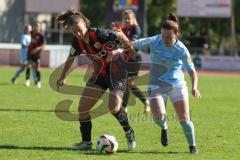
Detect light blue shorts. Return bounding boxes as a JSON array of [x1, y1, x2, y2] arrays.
[[148, 82, 189, 104], [20, 49, 28, 64]]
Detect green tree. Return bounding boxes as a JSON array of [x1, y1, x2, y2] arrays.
[[147, 0, 176, 36], [81, 0, 107, 28]]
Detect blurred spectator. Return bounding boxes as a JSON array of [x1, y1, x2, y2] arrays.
[[201, 43, 210, 56]]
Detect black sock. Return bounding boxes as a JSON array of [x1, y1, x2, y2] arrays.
[[26, 68, 30, 80], [122, 88, 130, 108], [36, 71, 41, 82], [131, 85, 147, 105], [80, 118, 92, 142], [112, 107, 131, 132]]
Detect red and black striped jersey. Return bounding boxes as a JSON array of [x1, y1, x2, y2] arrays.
[[28, 32, 45, 58], [69, 28, 125, 77], [122, 25, 141, 62]]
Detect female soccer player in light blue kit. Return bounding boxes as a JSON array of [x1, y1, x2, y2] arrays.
[[12, 25, 33, 84], [12, 24, 36, 85], [133, 13, 201, 154]]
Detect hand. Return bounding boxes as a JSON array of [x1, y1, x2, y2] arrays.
[[57, 78, 64, 90], [192, 88, 201, 99], [31, 48, 38, 54], [106, 48, 124, 62]]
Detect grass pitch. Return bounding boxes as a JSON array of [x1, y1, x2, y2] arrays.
[[0, 67, 240, 160]]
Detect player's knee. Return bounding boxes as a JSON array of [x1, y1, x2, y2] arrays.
[[153, 114, 166, 122], [36, 68, 41, 72], [79, 116, 91, 122], [128, 80, 134, 86], [108, 99, 121, 114], [177, 112, 190, 123], [78, 108, 90, 121], [109, 107, 119, 115]]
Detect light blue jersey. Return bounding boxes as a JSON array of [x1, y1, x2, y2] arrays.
[[135, 35, 195, 87], [20, 34, 31, 62]]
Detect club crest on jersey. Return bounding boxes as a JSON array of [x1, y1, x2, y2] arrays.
[[94, 42, 102, 49], [117, 81, 123, 87]]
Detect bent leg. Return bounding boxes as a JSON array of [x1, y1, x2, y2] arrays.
[[109, 90, 131, 132], [150, 96, 168, 129], [173, 100, 196, 147], [79, 86, 105, 142]]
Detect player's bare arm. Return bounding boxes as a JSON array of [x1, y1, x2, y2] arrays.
[[57, 56, 75, 89], [188, 70, 201, 99], [115, 30, 136, 60]]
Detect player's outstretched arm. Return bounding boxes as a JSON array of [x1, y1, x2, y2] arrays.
[[115, 30, 136, 60], [57, 56, 75, 89]]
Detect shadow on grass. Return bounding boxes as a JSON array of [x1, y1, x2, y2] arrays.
[[0, 108, 68, 113], [84, 149, 184, 155], [0, 82, 12, 86], [0, 145, 74, 151], [0, 145, 187, 155]]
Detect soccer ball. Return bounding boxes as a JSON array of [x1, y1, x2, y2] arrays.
[[96, 134, 118, 154]]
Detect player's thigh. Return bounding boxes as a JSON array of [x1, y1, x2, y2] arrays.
[[170, 84, 190, 122], [79, 86, 105, 117], [108, 90, 124, 114]]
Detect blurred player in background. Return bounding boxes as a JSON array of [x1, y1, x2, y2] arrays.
[[25, 21, 46, 88], [56, 8, 136, 151], [12, 24, 33, 84], [113, 10, 150, 115], [132, 13, 201, 154]]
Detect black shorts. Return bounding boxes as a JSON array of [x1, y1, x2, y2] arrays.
[[86, 75, 127, 92], [87, 61, 128, 92], [28, 55, 40, 64]]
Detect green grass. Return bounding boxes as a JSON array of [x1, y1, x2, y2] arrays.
[[0, 67, 240, 160]]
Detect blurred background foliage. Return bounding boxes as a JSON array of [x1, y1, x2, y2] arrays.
[[82, 0, 239, 55]]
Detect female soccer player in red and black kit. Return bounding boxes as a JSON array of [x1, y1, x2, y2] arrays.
[[26, 21, 45, 88], [121, 10, 150, 114], [56, 9, 136, 150]]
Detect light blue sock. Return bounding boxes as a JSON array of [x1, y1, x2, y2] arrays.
[[13, 68, 23, 79], [180, 120, 196, 146], [153, 115, 168, 129]]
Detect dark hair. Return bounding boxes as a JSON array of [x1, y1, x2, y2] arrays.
[[161, 13, 179, 35], [167, 13, 179, 24], [56, 8, 90, 28]]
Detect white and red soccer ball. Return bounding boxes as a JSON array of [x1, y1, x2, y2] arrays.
[[96, 134, 118, 154]]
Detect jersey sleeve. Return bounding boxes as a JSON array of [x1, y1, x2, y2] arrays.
[[131, 26, 141, 40], [181, 47, 195, 72], [21, 35, 30, 46], [96, 28, 117, 43], [69, 38, 82, 57], [39, 34, 46, 45], [134, 36, 154, 50]]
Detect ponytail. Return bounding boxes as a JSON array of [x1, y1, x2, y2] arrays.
[[162, 13, 179, 35], [56, 8, 90, 28]]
